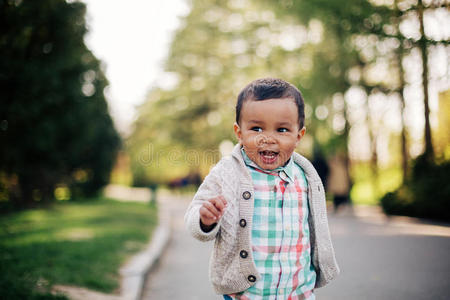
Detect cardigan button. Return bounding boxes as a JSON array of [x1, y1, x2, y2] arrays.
[[248, 275, 256, 282], [240, 250, 248, 259], [239, 219, 247, 227], [242, 191, 251, 200]]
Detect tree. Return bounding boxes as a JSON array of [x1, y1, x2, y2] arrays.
[[265, 0, 448, 172], [128, 0, 345, 185], [259, 0, 392, 194], [391, 0, 448, 165], [0, 0, 120, 206]]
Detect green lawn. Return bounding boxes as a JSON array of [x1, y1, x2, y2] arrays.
[[0, 198, 157, 299]]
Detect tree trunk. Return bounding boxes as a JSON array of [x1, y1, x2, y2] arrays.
[[399, 88, 409, 179], [394, 0, 410, 180], [417, 0, 434, 161], [365, 90, 379, 194], [342, 99, 353, 203], [17, 174, 34, 207]]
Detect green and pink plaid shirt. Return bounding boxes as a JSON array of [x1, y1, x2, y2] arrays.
[[226, 150, 316, 300]]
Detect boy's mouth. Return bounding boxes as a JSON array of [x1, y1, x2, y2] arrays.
[[259, 150, 279, 165]]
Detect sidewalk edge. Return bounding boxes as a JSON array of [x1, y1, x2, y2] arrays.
[[119, 208, 171, 300]]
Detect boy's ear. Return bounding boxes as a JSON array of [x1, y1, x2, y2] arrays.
[[296, 127, 306, 143], [233, 123, 242, 143]]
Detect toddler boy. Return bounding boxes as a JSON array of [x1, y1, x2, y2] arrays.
[[185, 78, 339, 299]]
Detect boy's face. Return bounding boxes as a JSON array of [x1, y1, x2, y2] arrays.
[[234, 98, 305, 170]]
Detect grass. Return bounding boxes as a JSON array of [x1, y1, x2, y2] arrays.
[[350, 163, 403, 205], [0, 198, 157, 299]]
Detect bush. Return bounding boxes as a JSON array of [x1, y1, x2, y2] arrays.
[[380, 156, 450, 221]]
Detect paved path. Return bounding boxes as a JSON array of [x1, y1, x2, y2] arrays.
[[141, 195, 220, 300], [316, 207, 450, 299], [142, 198, 450, 300]]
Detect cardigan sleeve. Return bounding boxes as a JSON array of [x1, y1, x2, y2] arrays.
[[184, 158, 228, 242]]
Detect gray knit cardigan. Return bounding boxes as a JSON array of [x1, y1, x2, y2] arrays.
[[184, 144, 339, 295]]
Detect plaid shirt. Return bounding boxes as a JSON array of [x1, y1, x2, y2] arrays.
[[226, 150, 316, 300]]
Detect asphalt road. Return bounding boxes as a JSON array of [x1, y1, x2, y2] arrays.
[[141, 197, 450, 300]]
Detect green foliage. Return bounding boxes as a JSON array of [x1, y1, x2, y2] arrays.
[[127, 0, 400, 186], [128, 0, 354, 184], [0, 198, 157, 298], [381, 156, 450, 221], [128, 0, 446, 192], [0, 0, 121, 205], [351, 163, 403, 205]]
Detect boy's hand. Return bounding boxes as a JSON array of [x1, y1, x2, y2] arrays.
[[199, 195, 227, 226]]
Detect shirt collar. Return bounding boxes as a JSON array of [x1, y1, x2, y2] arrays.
[[241, 148, 295, 181]]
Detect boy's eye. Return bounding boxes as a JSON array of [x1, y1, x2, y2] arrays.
[[250, 127, 262, 132], [278, 128, 289, 133]]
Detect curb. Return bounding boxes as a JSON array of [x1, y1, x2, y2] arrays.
[[120, 208, 171, 300]]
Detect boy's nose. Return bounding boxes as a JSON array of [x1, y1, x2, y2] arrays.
[[256, 133, 276, 145]]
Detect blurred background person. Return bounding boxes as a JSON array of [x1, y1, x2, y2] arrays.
[[328, 152, 351, 213]]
